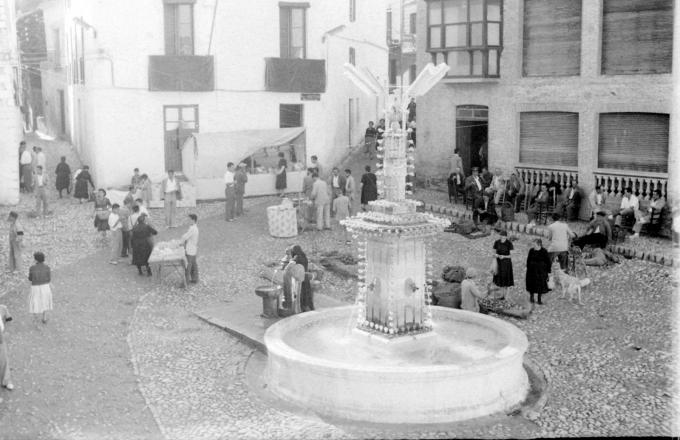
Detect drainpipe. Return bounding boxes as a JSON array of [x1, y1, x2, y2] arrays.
[[670, 2, 680, 246]]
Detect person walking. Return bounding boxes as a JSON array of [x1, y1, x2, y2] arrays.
[[7, 212, 23, 273], [234, 163, 248, 217], [73, 165, 94, 203], [131, 214, 157, 276], [33, 165, 49, 217], [55, 156, 71, 198], [108, 204, 123, 265], [28, 252, 53, 324], [19, 144, 33, 193], [492, 230, 514, 300], [526, 238, 552, 305], [118, 202, 131, 259], [161, 170, 182, 228], [310, 172, 331, 231], [344, 169, 356, 216], [181, 214, 199, 284], [329, 167, 346, 206], [360, 165, 378, 211], [224, 162, 236, 222], [546, 213, 576, 271], [93, 189, 112, 241], [275, 152, 287, 197], [0, 304, 13, 391]]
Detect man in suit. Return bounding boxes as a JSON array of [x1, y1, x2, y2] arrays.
[[464, 167, 485, 214], [561, 183, 581, 221], [310, 172, 331, 231], [527, 183, 550, 225], [329, 167, 347, 207], [344, 169, 356, 216], [473, 193, 498, 227]]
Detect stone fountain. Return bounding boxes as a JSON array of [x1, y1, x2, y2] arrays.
[[263, 64, 529, 424]]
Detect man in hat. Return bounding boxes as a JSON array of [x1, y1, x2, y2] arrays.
[[234, 163, 248, 217], [464, 167, 485, 223]]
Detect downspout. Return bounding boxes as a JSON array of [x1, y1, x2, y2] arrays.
[[207, 0, 219, 54]]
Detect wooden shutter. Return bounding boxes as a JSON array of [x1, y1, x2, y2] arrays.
[[598, 113, 669, 173], [523, 0, 582, 76], [164, 4, 176, 55], [280, 8, 290, 58], [520, 112, 578, 166], [602, 0, 673, 75], [280, 104, 303, 128]]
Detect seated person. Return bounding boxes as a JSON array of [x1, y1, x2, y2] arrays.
[[504, 172, 523, 206], [613, 187, 639, 227], [526, 184, 550, 224], [447, 167, 465, 203], [631, 189, 665, 239], [588, 185, 607, 219], [573, 211, 612, 249], [480, 167, 493, 189], [562, 183, 581, 221], [484, 168, 504, 201], [473, 193, 498, 226], [460, 268, 488, 313], [583, 246, 620, 266]]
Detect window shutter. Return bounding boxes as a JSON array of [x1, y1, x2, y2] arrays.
[[520, 112, 578, 166], [280, 9, 290, 58], [164, 4, 176, 55], [523, 0, 581, 76], [602, 0, 673, 75], [598, 113, 669, 173]]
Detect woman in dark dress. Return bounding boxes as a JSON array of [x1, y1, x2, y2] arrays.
[[131, 214, 157, 276], [55, 156, 71, 198], [275, 152, 287, 197], [526, 238, 552, 305], [360, 165, 378, 210], [291, 245, 314, 312], [74, 165, 95, 203], [492, 230, 514, 299]]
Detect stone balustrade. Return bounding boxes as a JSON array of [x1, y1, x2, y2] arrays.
[[593, 171, 668, 201], [515, 166, 579, 192]]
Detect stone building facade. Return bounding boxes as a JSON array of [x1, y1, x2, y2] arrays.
[[415, 0, 673, 219]]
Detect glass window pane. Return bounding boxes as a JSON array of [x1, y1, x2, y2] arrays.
[[292, 8, 304, 27], [487, 22, 500, 46], [436, 52, 446, 65], [181, 107, 195, 121], [291, 27, 303, 46], [449, 51, 470, 75], [469, 0, 483, 21], [444, 0, 467, 23], [165, 107, 179, 121], [445, 24, 467, 47], [487, 0, 501, 21], [165, 121, 179, 131], [180, 120, 196, 130], [429, 27, 442, 48], [472, 50, 483, 75], [291, 47, 304, 59], [488, 49, 498, 75], [470, 23, 482, 46], [429, 1, 441, 25]]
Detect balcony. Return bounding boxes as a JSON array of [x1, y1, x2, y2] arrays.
[[264, 58, 326, 93], [148, 55, 214, 92]]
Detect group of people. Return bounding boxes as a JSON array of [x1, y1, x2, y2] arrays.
[[363, 98, 417, 159]]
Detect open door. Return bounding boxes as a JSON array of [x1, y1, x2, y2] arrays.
[[455, 105, 488, 175]]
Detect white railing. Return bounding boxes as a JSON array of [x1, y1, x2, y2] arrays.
[[515, 166, 579, 193], [593, 171, 668, 201]]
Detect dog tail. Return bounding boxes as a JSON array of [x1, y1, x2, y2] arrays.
[[579, 278, 591, 288]]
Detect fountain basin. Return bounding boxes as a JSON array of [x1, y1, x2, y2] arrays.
[[264, 306, 529, 424]]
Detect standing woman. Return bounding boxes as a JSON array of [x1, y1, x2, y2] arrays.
[[139, 174, 153, 206], [525, 238, 552, 305], [55, 156, 71, 198], [131, 214, 157, 276], [7, 211, 23, 273], [93, 189, 112, 241], [275, 152, 287, 197], [74, 165, 95, 203], [28, 252, 53, 324], [492, 230, 514, 300], [360, 165, 378, 211], [0, 304, 13, 390], [291, 245, 314, 312]]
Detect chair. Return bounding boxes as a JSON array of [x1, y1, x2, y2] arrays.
[[537, 189, 558, 225], [464, 189, 475, 211]]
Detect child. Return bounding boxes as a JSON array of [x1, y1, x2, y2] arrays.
[[332, 190, 351, 244], [28, 252, 53, 324], [460, 268, 487, 313]]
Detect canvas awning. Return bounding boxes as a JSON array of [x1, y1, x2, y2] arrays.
[[182, 127, 306, 180]]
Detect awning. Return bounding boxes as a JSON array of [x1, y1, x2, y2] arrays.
[[182, 127, 306, 180]]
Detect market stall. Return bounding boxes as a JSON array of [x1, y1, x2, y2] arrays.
[[148, 240, 187, 288], [181, 127, 307, 200]]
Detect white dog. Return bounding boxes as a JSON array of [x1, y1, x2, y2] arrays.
[[552, 265, 590, 305]]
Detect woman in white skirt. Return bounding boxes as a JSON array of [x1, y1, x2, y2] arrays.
[[28, 252, 53, 324]]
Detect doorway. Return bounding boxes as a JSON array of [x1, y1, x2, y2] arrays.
[[455, 105, 488, 175], [164, 105, 198, 172]]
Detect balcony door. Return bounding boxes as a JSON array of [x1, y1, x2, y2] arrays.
[[164, 105, 198, 172]]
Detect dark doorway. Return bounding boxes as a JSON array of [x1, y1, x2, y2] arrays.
[[455, 105, 488, 175], [164, 105, 198, 172]]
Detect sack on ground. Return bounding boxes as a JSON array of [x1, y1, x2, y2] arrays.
[[431, 281, 461, 309], [441, 265, 466, 283]]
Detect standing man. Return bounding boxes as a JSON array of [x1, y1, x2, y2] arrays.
[[108, 204, 123, 265], [18, 141, 26, 192], [224, 162, 236, 222], [546, 213, 576, 270], [344, 169, 356, 216], [33, 166, 49, 217], [310, 155, 323, 180], [181, 214, 199, 284], [130, 168, 142, 189], [35, 147, 46, 172], [310, 172, 331, 231], [161, 170, 182, 228], [234, 163, 248, 217], [464, 167, 485, 223], [7, 211, 23, 272], [20, 144, 33, 193], [329, 167, 346, 206]]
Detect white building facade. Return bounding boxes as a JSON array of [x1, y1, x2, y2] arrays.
[[37, 0, 387, 192], [387, 0, 418, 88]]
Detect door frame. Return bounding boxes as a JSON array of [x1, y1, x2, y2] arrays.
[[163, 104, 199, 172]]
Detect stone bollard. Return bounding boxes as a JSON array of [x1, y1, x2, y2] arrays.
[[255, 285, 282, 319]]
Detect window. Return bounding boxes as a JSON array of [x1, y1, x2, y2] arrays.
[[601, 0, 672, 75], [349, 47, 356, 65], [409, 13, 417, 34], [409, 64, 417, 84], [350, 0, 356, 22], [598, 113, 669, 173], [523, 0, 581, 76], [280, 5, 307, 59], [164, 2, 194, 55], [426, 0, 502, 77], [519, 112, 578, 166], [387, 9, 393, 43], [280, 104, 304, 128]]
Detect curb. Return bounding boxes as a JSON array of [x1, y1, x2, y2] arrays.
[[427, 202, 673, 267]]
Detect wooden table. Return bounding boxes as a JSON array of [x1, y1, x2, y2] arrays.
[[148, 245, 187, 288]]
